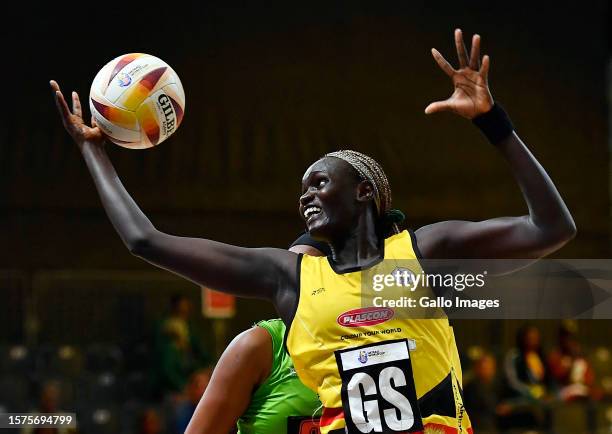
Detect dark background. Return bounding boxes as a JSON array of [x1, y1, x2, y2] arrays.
[[0, 0, 609, 371], [0, 2, 610, 434]]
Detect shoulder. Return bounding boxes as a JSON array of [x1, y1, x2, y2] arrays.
[[229, 326, 272, 357], [256, 318, 286, 336], [414, 221, 473, 259], [257, 248, 303, 297], [223, 325, 273, 385], [383, 230, 422, 260], [255, 247, 301, 274]]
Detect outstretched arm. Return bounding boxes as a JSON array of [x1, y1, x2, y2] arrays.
[[185, 326, 272, 434], [50, 81, 296, 302], [416, 30, 576, 262]]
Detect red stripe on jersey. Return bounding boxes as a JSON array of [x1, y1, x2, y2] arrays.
[[320, 407, 344, 427]]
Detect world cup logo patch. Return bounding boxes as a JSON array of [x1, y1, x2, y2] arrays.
[[358, 350, 368, 364]]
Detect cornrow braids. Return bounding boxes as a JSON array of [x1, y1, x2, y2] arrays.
[[325, 149, 402, 234]]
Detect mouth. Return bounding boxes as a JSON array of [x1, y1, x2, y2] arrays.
[[303, 206, 322, 222]]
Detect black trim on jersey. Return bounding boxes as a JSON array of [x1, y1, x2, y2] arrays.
[[326, 229, 424, 274], [455, 369, 466, 403], [325, 233, 386, 275], [283, 253, 303, 356], [409, 226, 439, 296], [409, 227, 456, 324], [417, 372, 456, 418], [408, 226, 431, 276], [408, 228, 424, 259]]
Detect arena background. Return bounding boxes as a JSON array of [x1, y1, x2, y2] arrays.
[[0, 1, 610, 433]]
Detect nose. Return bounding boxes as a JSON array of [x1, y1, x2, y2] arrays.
[[299, 188, 314, 206]]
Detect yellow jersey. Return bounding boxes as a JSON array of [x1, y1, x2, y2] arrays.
[[286, 230, 472, 434]]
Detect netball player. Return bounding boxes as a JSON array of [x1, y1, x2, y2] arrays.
[[185, 235, 329, 434], [51, 29, 575, 434]]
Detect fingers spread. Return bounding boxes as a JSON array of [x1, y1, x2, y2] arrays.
[[424, 100, 451, 115], [454, 28, 469, 68], [72, 91, 83, 118], [480, 54, 490, 82], [54, 90, 71, 120], [50, 80, 71, 120], [49, 80, 61, 93], [469, 34, 481, 70], [431, 48, 455, 77]]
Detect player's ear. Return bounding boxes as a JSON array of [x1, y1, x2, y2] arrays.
[[356, 180, 375, 204]]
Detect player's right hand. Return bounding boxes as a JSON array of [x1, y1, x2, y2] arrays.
[[424, 29, 493, 119], [50, 80, 105, 150]]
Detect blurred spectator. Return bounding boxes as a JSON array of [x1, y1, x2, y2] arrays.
[[547, 322, 600, 434], [547, 321, 599, 401], [21, 380, 76, 434], [497, 324, 550, 432], [464, 352, 501, 433], [138, 408, 163, 434], [151, 294, 211, 398], [504, 324, 548, 400], [173, 367, 213, 434]]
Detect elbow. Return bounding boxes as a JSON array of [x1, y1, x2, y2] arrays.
[[126, 231, 156, 257], [555, 215, 577, 245], [535, 217, 577, 256], [564, 219, 578, 242]]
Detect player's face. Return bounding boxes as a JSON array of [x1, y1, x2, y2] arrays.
[[299, 157, 360, 242]]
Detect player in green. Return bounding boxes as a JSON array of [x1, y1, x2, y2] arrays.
[[185, 234, 329, 434]]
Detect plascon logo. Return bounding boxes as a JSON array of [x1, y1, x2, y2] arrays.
[[337, 307, 394, 327]]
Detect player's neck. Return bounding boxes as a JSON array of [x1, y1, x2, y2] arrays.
[[329, 211, 382, 271]]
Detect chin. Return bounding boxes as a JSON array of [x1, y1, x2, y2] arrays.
[[307, 218, 335, 243], [307, 223, 328, 242]]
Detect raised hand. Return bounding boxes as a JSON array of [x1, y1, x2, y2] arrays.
[[50, 80, 105, 149], [425, 29, 493, 119]]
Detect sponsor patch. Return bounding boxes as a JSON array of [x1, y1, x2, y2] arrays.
[[337, 307, 394, 328]]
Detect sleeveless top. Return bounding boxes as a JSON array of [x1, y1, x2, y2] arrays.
[[286, 230, 472, 434], [237, 319, 322, 434]]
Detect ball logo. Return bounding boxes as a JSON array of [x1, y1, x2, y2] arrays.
[[117, 73, 132, 87], [337, 307, 394, 328], [358, 350, 368, 364], [157, 94, 176, 136]]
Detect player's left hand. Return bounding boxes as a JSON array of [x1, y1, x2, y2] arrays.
[[425, 29, 494, 119]]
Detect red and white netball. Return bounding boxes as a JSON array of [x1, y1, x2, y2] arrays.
[[89, 53, 185, 149]]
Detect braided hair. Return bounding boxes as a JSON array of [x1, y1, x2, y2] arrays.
[[324, 150, 405, 236]]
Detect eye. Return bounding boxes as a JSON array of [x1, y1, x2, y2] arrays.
[[316, 177, 328, 189], [302, 173, 328, 193]]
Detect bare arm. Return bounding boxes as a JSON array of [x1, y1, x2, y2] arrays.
[[416, 131, 576, 259], [50, 81, 296, 302], [417, 30, 576, 262], [185, 327, 272, 434]]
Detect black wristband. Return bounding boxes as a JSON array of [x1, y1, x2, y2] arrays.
[[472, 102, 514, 145]]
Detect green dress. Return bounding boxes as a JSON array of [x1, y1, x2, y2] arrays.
[[237, 319, 322, 434]]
